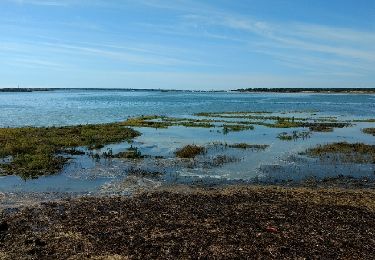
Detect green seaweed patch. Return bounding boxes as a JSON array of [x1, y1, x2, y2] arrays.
[[280, 110, 320, 114], [363, 128, 375, 136], [121, 116, 171, 128], [195, 111, 272, 116], [268, 119, 302, 128], [228, 143, 269, 150], [123, 114, 350, 132], [303, 122, 350, 128], [255, 120, 348, 129], [180, 122, 214, 128], [195, 111, 351, 129], [114, 146, 143, 159], [305, 142, 375, 164], [175, 145, 206, 158], [309, 125, 334, 132], [223, 124, 254, 134], [122, 116, 216, 129], [277, 131, 311, 141], [353, 119, 375, 123], [0, 124, 140, 178], [196, 112, 307, 122]]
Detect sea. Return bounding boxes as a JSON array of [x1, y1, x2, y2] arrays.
[[0, 89, 374, 196]]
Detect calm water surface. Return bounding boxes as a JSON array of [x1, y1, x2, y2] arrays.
[[1, 90, 374, 127]]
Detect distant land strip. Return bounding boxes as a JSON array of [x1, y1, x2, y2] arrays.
[[234, 88, 375, 93], [0, 87, 375, 93], [0, 88, 219, 93]]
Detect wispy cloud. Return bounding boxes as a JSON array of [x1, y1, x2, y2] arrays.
[[167, 8, 374, 79], [128, 0, 375, 76], [0, 39, 211, 68]]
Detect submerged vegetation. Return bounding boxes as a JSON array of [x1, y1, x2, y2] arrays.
[[121, 115, 171, 128], [305, 142, 375, 164], [0, 110, 372, 179], [228, 143, 269, 150], [222, 124, 254, 134], [309, 125, 334, 132], [353, 119, 375, 123], [277, 131, 311, 141], [121, 112, 351, 136], [0, 124, 140, 178], [363, 128, 375, 136], [194, 112, 350, 129], [175, 145, 206, 158], [114, 146, 143, 159]]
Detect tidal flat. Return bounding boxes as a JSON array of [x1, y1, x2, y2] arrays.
[[0, 101, 374, 196], [0, 90, 374, 259]]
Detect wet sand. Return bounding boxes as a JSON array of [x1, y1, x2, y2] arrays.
[[1, 185, 375, 259]]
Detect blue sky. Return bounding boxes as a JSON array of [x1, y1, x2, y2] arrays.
[[1, 0, 374, 90]]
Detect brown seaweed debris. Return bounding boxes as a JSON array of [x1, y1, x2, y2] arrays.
[[114, 146, 143, 159], [175, 145, 206, 158], [1, 186, 375, 259], [222, 124, 254, 134], [309, 125, 334, 132], [363, 128, 375, 136], [277, 131, 311, 141], [305, 142, 375, 163], [228, 143, 269, 150]]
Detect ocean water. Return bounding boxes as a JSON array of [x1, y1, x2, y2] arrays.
[[0, 90, 374, 195], [0, 90, 374, 127]]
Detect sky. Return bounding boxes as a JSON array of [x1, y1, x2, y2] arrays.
[[0, 0, 374, 90]]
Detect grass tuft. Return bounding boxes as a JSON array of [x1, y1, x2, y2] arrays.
[[175, 145, 206, 158]]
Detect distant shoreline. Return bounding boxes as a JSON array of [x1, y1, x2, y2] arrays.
[[0, 87, 375, 93], [233, 87, 375, 94]]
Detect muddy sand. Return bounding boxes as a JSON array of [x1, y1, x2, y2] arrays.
[[1, 185, 375, 259]]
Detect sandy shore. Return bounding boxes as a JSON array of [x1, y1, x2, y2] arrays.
[[1, 185, 375, 259]]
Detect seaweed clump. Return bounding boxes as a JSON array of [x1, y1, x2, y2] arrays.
[[114, 146, 143, 159], [121, 115, 171, 128], [277, 131, 311, 141], [0, 124, 140, 178], [228, 143, 269, 150], [223, 124, 254, 134], [363, 128, 375, 136], [175, 145, 206, 158], [305, 142, 375, 164], [309, 125, 334, 132]]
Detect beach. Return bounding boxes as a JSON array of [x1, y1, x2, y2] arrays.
[[1, 185, 375, 259]]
